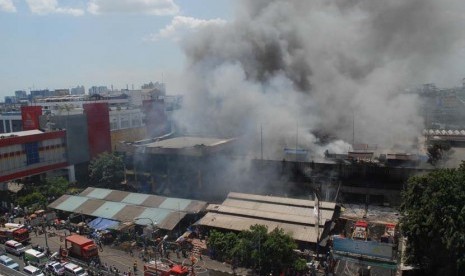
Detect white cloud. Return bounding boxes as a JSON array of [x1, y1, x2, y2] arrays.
[[147, 16, 227, 41], [26, 0, 84, 16], [0, 0, 16, 13], [87, 0, 179, 16]]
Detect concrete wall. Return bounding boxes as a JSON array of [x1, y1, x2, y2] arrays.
[[110, 127, 146, 151], [40, 114, 90, 165]]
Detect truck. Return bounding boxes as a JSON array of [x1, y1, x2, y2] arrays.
[[64, 235, 99, 261], [0, 223, 30, 243]]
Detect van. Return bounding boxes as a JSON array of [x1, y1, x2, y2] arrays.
[[24, 249, 47, 267], [63, 262, 88, 276], [23, 265, 45, 276], [4, 240, 26, 255]]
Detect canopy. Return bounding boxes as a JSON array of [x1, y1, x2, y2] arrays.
[[88, 217, 119, 231]]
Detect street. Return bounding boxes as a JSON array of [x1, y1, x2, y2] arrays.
[[1, 225, 250, 275]]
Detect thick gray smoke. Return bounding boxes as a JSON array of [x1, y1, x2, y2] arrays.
[[174, 0, 464, 158]]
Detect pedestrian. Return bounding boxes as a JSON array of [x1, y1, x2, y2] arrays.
[[133, 260, 138, 273]]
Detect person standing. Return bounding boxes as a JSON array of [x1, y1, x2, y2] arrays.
[[133, 260, 138, 274]]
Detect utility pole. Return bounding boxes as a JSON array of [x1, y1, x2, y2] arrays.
[[260, 124, 263, 160], [352, 111, 355, 146], [295, 121, 299, 162]]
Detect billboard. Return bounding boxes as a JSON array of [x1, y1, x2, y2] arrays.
[[21, 106, 42, 130], [332, 235, 395, 261]]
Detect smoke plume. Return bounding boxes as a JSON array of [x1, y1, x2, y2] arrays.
[[174, 0, 464, 158]]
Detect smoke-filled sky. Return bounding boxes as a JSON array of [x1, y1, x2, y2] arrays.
[[174, 0, 465, 157]]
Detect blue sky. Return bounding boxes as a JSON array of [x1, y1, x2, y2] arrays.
[[0, 0, 233, 98]]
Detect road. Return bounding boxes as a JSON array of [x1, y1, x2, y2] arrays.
[[1, 227, 249, 275]]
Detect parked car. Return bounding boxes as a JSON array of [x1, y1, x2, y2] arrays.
[[46, 261, 65, 275], [0, 254, 20, 270], [23, 265, 45, 276], [63, 262, 88, 276]]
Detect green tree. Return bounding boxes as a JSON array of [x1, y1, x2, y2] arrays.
[[88, 152, 125, 189], [400, 165, 465, 275], [206, 230, 238, 261], [17, 192, 46, 209], [293, 258, 308, 273], [262, 227, 297, 274], [45, 177, 69, 198]]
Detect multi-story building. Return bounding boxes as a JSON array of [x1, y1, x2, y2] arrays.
[[4, 96, 17, 104], [0, 129, 68, 183], [15, 91, 27, 100], [0, 111, 22, 133], [30, 89, 51, 99], [88, 86, 108, 95], [70, 86, 85, 95]]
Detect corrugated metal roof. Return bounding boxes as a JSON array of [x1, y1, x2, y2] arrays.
[[79, 187, 207, 213], [227, 192, 336, 210], [123, 193, 150, 205], [75, 198, 106, 215], [91, 202, 126, 218], [136, 208, 186, 230], [222, 199, 334, 222], [141, 196, 166, 208], [207, 204, 330, 226], [198, 192, 338, 244], [159, 198, 191, 211], [112, 205, 146, 223], [84, 188, 112, 199], [48, 195, 70, 209], [197, 213, 323, 243], [103, 190, 128, 202], [48, 195, 188, 231], [55, 196, 88, 212]]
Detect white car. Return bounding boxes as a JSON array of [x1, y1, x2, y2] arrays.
[[23, 265, 45, 276], [47, 261, 65, 275], [63, 262, 88, 276], [0, 254, 20, 270]]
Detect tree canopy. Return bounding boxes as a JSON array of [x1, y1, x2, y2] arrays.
[[400, 164, 465, 275], [45, 177, 69, 198], [207, 224, 298, 275], [88, 152, 125, 189]]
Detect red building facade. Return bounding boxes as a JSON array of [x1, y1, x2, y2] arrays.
[[0, 130, 68, 183], [83, 103, 112, 159]]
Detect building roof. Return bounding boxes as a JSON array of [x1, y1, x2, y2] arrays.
[[227, 192, 337, 210], [143, 137, 233, 149], [196, 192, 337, 243], [3, 129, 44, 137], [198, 212, 323, 243], [48, 188, 208, 230], [137, 136, 235, 156], [79, 187, 207, 213]]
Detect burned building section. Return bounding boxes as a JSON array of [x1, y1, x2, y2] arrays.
[[123, 137, 239, 201]]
